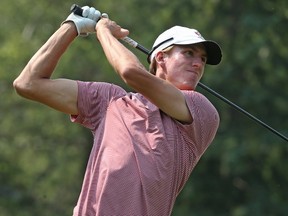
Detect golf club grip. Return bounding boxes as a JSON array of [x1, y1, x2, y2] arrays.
[[70, 4, 83, 16]]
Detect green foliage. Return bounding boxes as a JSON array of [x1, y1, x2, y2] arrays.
[[1, 0, 287, 215]]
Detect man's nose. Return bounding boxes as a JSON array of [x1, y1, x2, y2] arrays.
[[192, 57, 203, 67]]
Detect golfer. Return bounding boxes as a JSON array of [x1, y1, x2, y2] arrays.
[[14, 6, 222, 216]]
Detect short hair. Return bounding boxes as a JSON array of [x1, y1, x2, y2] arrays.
[[148, 45, 174, 75]]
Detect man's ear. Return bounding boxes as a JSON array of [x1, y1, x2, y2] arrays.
[[155, 51, 166, 65]]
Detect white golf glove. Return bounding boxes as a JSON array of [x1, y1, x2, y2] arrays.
[[62, 6, 101, 36]]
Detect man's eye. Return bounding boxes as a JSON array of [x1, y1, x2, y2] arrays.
[[184, 50, 193, 56]]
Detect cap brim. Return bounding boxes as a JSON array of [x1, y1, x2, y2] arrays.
[[201, 41, 222, 65]]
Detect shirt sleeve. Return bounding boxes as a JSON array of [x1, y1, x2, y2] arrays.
[[179, 90, 220, 156], [71, 81, 126, 130]]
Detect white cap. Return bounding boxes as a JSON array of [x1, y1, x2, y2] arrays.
[[147, 26, 222, 65]]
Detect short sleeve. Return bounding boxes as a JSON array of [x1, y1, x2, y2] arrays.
[[71, 81, 126, 130], [180, 90, 220, 155]]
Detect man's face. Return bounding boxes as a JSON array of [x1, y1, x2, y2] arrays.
[[159, 44, 207, 90]]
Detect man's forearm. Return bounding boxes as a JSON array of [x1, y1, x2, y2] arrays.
[[15, 22, 77, 86], [13, 23, 77, 99], [96, 25, 146, 80], [27, 23, 77, 79]]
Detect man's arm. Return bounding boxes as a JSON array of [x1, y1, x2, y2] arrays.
[[13, 23, 79, 115], [96, 19, 192, 123], [14, 6, 102, 115]]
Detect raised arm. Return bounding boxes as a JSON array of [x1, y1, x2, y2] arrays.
[[96, 18, 192, 123], [13, 6, 101, 115], [13, 23, 78, 114]]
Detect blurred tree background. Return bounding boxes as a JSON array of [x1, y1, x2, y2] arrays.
[[1, 0, 287, 215]]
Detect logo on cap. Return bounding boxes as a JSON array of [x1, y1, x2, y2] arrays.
[[194, 30, 204, 40]]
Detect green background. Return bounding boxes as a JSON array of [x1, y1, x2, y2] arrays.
[[1, 0, 288, 215]]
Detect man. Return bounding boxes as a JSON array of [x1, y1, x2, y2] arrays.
[[14, 6, 222, 216]]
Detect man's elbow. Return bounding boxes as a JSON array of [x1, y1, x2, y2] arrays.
[[120, 64, 146, 85], [119, 66, 134, 82], [13, 76, 34, 99]]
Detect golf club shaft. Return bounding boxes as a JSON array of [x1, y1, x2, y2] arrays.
[[197, 82, 288, 142], [121, 37, 150, 55], [70, 4, 288, 142]]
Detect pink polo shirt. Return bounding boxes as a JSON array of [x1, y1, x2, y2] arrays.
[[71, 81, 219, 216]]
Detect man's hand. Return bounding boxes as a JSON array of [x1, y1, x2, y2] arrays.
[[62, 6, 101, 36], [96, 18, 129, 40]]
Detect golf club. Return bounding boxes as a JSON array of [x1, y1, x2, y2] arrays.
[[70, 4, 288, 142]]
